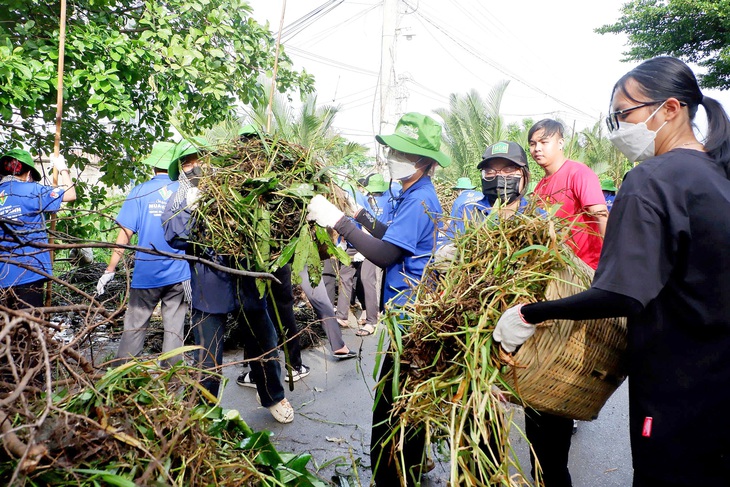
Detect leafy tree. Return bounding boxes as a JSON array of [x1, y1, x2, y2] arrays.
[[597, 0, 730, 89], [0, 0, 314, 204]]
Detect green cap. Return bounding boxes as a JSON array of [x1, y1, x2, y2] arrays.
[[601, 179, 618, 192], [0, 149, 41, 181], [365, 174, 389, 193], [168, 138, 209, 181], [239, 124, 258, 137], [141, 142, 176, 171], [452, 177, 475, 190], [375, 112, 451, 168]]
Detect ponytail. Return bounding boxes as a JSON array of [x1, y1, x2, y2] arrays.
[[700, 95, 730, 178]]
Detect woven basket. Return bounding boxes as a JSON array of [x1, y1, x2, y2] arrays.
[[503, 255, 628, 421]]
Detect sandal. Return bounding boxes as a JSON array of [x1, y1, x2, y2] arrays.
[[355, 324, 376, 337], [333, 350, 357, 360], [337, 318, 350, 328]]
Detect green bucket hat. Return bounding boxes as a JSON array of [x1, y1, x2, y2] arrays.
[[365, 174, 389, 193], [452, 177, 475, 190], [141, 142, 177, 171], [0, 149, 41, 181], [601, 179, 618, 192], [168, 138, 209, 181], [375, 112, 451, 168], [238, 124, 259, 137]]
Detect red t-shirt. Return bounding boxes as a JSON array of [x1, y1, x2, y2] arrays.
[[534, 159, 605, 269]]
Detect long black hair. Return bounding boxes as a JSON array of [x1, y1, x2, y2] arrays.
[[611, 56, 730, 177]]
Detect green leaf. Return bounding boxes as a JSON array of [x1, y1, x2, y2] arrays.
[[72, 469, 137, 487]]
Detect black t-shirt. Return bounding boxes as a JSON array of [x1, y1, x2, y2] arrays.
[[592, 149, 730, 483]]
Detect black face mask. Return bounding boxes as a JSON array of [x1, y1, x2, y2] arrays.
[[184, 165, 203, 187], [481, 175, 522, 206]]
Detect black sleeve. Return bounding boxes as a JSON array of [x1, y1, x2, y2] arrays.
[[353, 208, 388, 239], [333, 217, 404, 268], [521, 288, 643, 324]]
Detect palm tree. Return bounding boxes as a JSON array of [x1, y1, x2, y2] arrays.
[[579, 120, 632, 188], [243, 83, 370, 174], [435, 81, 510, 183]]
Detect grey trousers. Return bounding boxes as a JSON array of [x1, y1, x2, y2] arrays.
[[115, 283, 187, 366], [335, 249, 358, 321], [299, 269, 345, 352], [359, 258, 382, 326]]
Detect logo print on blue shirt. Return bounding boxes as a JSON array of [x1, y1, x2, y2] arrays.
[[159, 187, 173, 200]]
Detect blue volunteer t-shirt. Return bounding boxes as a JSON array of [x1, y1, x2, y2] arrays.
[[115, 175, 190, 289], [603, 191, 616, 212], [0, 181, 65, 287], [443, 196, 530, 241], [381, 176, 442, 307], [369, 185, 402, 225], [450, 189, 483, 218]]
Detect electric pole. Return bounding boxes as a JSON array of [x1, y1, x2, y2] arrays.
[[377, 0, 398, 146]]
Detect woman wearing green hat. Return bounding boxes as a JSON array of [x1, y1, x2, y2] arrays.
[[307, 112, 451, 485], [0, 149, 75, 308]]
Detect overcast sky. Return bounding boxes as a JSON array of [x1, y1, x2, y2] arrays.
[[245, 0, 730, 151]]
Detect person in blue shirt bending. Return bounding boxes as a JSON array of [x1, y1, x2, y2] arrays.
[[449, 176, 482, 219], [307, 112, 451, 486], [0, 149, 75, 309], [96, 142, 191, 367], [601, 178, 618, 212]]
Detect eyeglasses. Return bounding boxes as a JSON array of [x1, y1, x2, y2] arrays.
[[481, 165, 520, 180], [605, 101, 662, 132]]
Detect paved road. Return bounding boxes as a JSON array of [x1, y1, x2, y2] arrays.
[[220, 315, 633, 486]]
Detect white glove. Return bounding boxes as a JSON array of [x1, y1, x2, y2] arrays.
[[96, 271, 115, 295], [186, 187, 201, 210], [434, 243, 457, 264], [50, 154, 68, 172], [493, 304, 535, 353], [306, 194, 345, 228], [352, 252, 365, 262]]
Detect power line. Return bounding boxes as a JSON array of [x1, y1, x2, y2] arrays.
[[408, 5, 595, 119], [287, 46, 379, 77]]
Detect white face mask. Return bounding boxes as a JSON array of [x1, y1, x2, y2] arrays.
[[387, 150, 419, 181], [607, 102, 667, 162]]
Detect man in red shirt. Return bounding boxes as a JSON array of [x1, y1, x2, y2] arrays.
[[529, 119, 607, 270], [524, 119, 608, 487]]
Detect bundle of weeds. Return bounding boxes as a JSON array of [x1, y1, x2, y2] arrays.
[[382, 203, 583, 486], [2, 350, 326, 486], [190, 134, 348, 281]]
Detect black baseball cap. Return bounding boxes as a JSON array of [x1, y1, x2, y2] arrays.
[[477, 141, 527, 169]]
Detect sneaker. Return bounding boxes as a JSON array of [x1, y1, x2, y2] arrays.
[[268, 398, 294, 424], [286, 364, 310, 382], [236, 371, 256, 388]]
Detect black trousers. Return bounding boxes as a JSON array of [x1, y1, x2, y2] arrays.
[[371, 353, 426, 486], [268, 264, 302, 369], [525, 409, 573, 487], [1, 280, 46, 309]]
